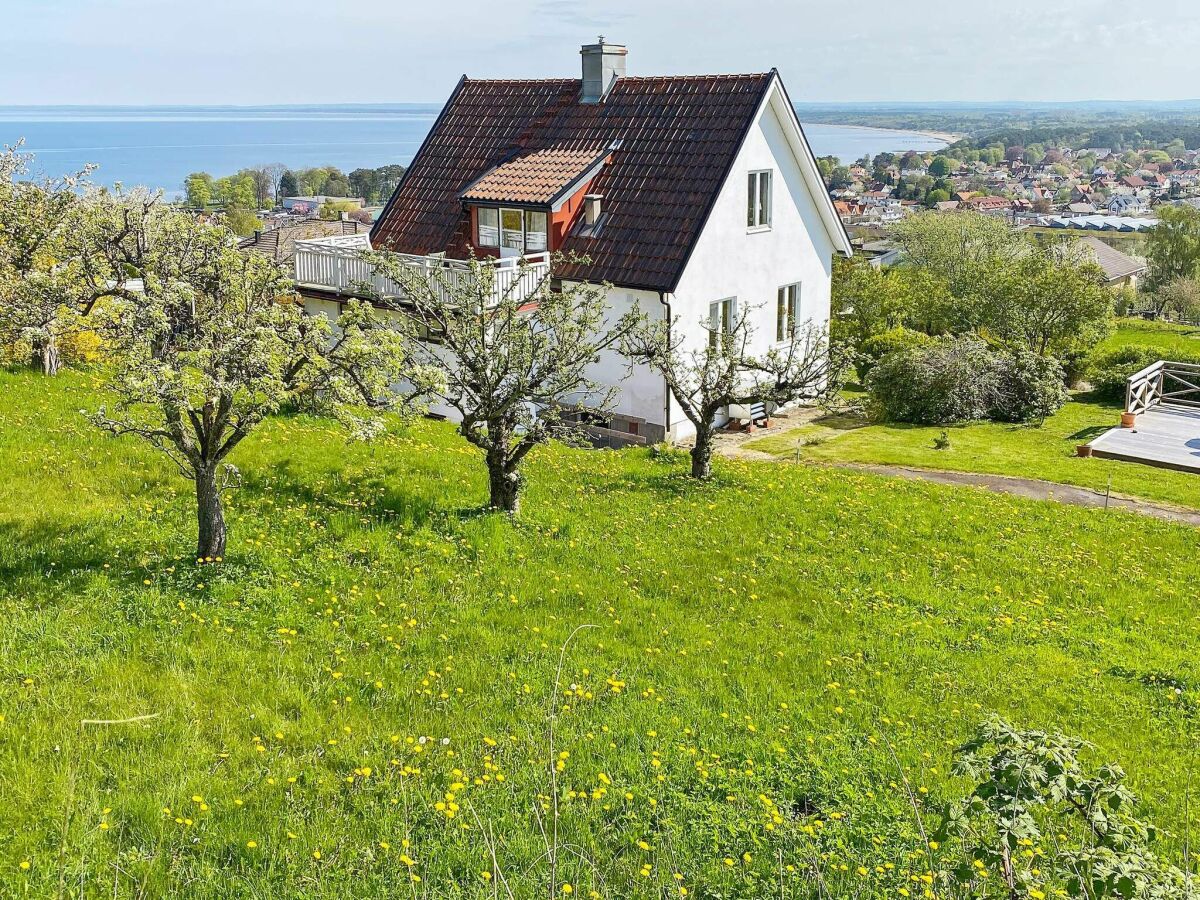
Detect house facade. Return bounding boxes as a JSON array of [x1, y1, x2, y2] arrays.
[[296, 40, 850, 443]]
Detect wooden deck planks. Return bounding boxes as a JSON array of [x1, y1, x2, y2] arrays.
[[1089, 404, 1200, 473]]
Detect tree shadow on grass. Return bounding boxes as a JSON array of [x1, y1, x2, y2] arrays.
[[237, 456, 488, 535], [1068, 425, 1111, 442], [0, 518, 140, 600], [811, 411, 868, 432]]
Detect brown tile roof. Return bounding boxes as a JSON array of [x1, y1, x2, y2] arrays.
[[460, 147, 609, 204], [239, 217, 369, 266], [1076, 235, 1147, 282], [371, 73, 776, 291]]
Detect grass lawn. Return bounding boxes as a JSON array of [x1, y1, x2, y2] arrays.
[[2, 370, 1199, 897], [747, 396, 1200, 510], [1098, 317, 1200, 357], [745, 318, 1200, 511]]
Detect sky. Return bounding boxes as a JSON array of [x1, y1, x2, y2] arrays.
[[4, 0, 1200, 105]]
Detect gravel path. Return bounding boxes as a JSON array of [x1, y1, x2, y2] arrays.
[[827, 462, 1200, 526], [709, 426, 1200, 526]]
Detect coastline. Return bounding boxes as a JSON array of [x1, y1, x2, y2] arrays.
[[915, 128, 966, 143], [806, 121, 963, 144]]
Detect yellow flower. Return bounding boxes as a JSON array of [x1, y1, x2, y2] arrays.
[[562, 885, 574, 895], [19, 861, 31, 871], [246, 841, 258, 849]]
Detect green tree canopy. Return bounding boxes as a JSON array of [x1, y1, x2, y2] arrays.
[[927, 156, 953, 177], [1145, 204, 1200, 290], [184, 172, 215, 209]]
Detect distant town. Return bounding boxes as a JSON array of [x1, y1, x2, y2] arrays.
[[824, 142, 1200, 232]]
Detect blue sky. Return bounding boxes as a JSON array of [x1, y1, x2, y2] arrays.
[[5, 0, 1199, 105]]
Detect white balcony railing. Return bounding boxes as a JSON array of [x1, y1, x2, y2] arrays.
[[1126, 360, 1200, 415], [294, 234, 550, 306]]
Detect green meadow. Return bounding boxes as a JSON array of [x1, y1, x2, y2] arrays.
[[1, 369, 1198, 898]]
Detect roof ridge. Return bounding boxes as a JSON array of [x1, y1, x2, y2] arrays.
[[460, 73, 773, 85]]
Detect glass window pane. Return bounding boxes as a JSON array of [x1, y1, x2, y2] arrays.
[[777, 287, 786, 342], [500, 208, 524, 250], [759, 172, 771, 226], [747, 173, 757, 227], [525, 210, 548, 251], [477, 207, 498, 246]]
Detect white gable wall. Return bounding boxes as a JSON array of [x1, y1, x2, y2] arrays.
[[666, 79, 840, 439]]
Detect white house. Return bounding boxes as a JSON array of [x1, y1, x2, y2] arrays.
[[294, 40, 851, 444]]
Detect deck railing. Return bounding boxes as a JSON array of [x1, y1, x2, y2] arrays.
[[294, 235, 550, 306], [1125, 360, 1200, 414]]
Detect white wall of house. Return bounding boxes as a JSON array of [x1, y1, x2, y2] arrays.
[[575, 286, 669, 440], [663, 80, 839, 440]]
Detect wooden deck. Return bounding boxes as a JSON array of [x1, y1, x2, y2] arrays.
[[1089, 404, 1200, 473]]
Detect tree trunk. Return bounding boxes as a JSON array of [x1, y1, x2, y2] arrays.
[[486, 450, 522, 514], [31, 334, 61, 376], [195, 467, 227, 560], [690, 428, 715, 480]]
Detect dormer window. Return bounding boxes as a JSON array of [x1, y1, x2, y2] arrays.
[[478, 207, 499, 246], [462, 146, 615, 255], [476, 207, 547, 253]]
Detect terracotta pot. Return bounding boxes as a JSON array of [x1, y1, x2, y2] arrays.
[[1120, 412, 1137, 428], [1076, 444, 1093, 458]]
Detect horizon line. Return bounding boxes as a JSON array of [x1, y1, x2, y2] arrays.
[[3, 98, 1200, 109]]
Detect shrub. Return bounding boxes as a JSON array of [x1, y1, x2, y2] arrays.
[[867, 336, 1068, 425], [866, 336, 1000, 424], [1082, 344, 1200, 401], [992, 350, 1068, 423], [855, 326, 930, 382], [1, 323, 105, 370], [1087, 345, 1157, 401]]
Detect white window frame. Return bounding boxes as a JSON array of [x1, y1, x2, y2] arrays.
[[500, 207, 525, 251], [478, 206, 549, 254], [477, 207, 499, 247], [708, 297, 736, 350], [747, 169, 772, 230], [776, 282, 801, 342], [525, 209, 548, 252]]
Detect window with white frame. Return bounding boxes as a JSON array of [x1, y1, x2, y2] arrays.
[[747, 170, 772, 229], [477, 206, 548, 253], [709, 297, 735, 350], [500, 208, 525, 250], [477, 207, 499, 246], [776, 283, 800, 342], [525, 210, 548, 251]]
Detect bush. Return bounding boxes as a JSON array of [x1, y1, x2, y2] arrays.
[[1082, 344, 1200, 402], [1085, 345, 1159, 401], [855, 326, 929, 382], [867, 336, 999, 424], [1, 325, 105, 371], [867, 335, 1068, 425], [992, 351, 1068, 423]]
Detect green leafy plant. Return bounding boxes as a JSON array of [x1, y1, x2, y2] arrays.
[[936, 717, 1188, 899]]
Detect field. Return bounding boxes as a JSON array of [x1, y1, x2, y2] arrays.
[[2, 370, 1199, 898]]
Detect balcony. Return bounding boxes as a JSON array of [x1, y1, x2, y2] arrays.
[[293, 234, 551, 306]]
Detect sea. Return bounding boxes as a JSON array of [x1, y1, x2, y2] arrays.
[[0, 105, 949, 198]]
